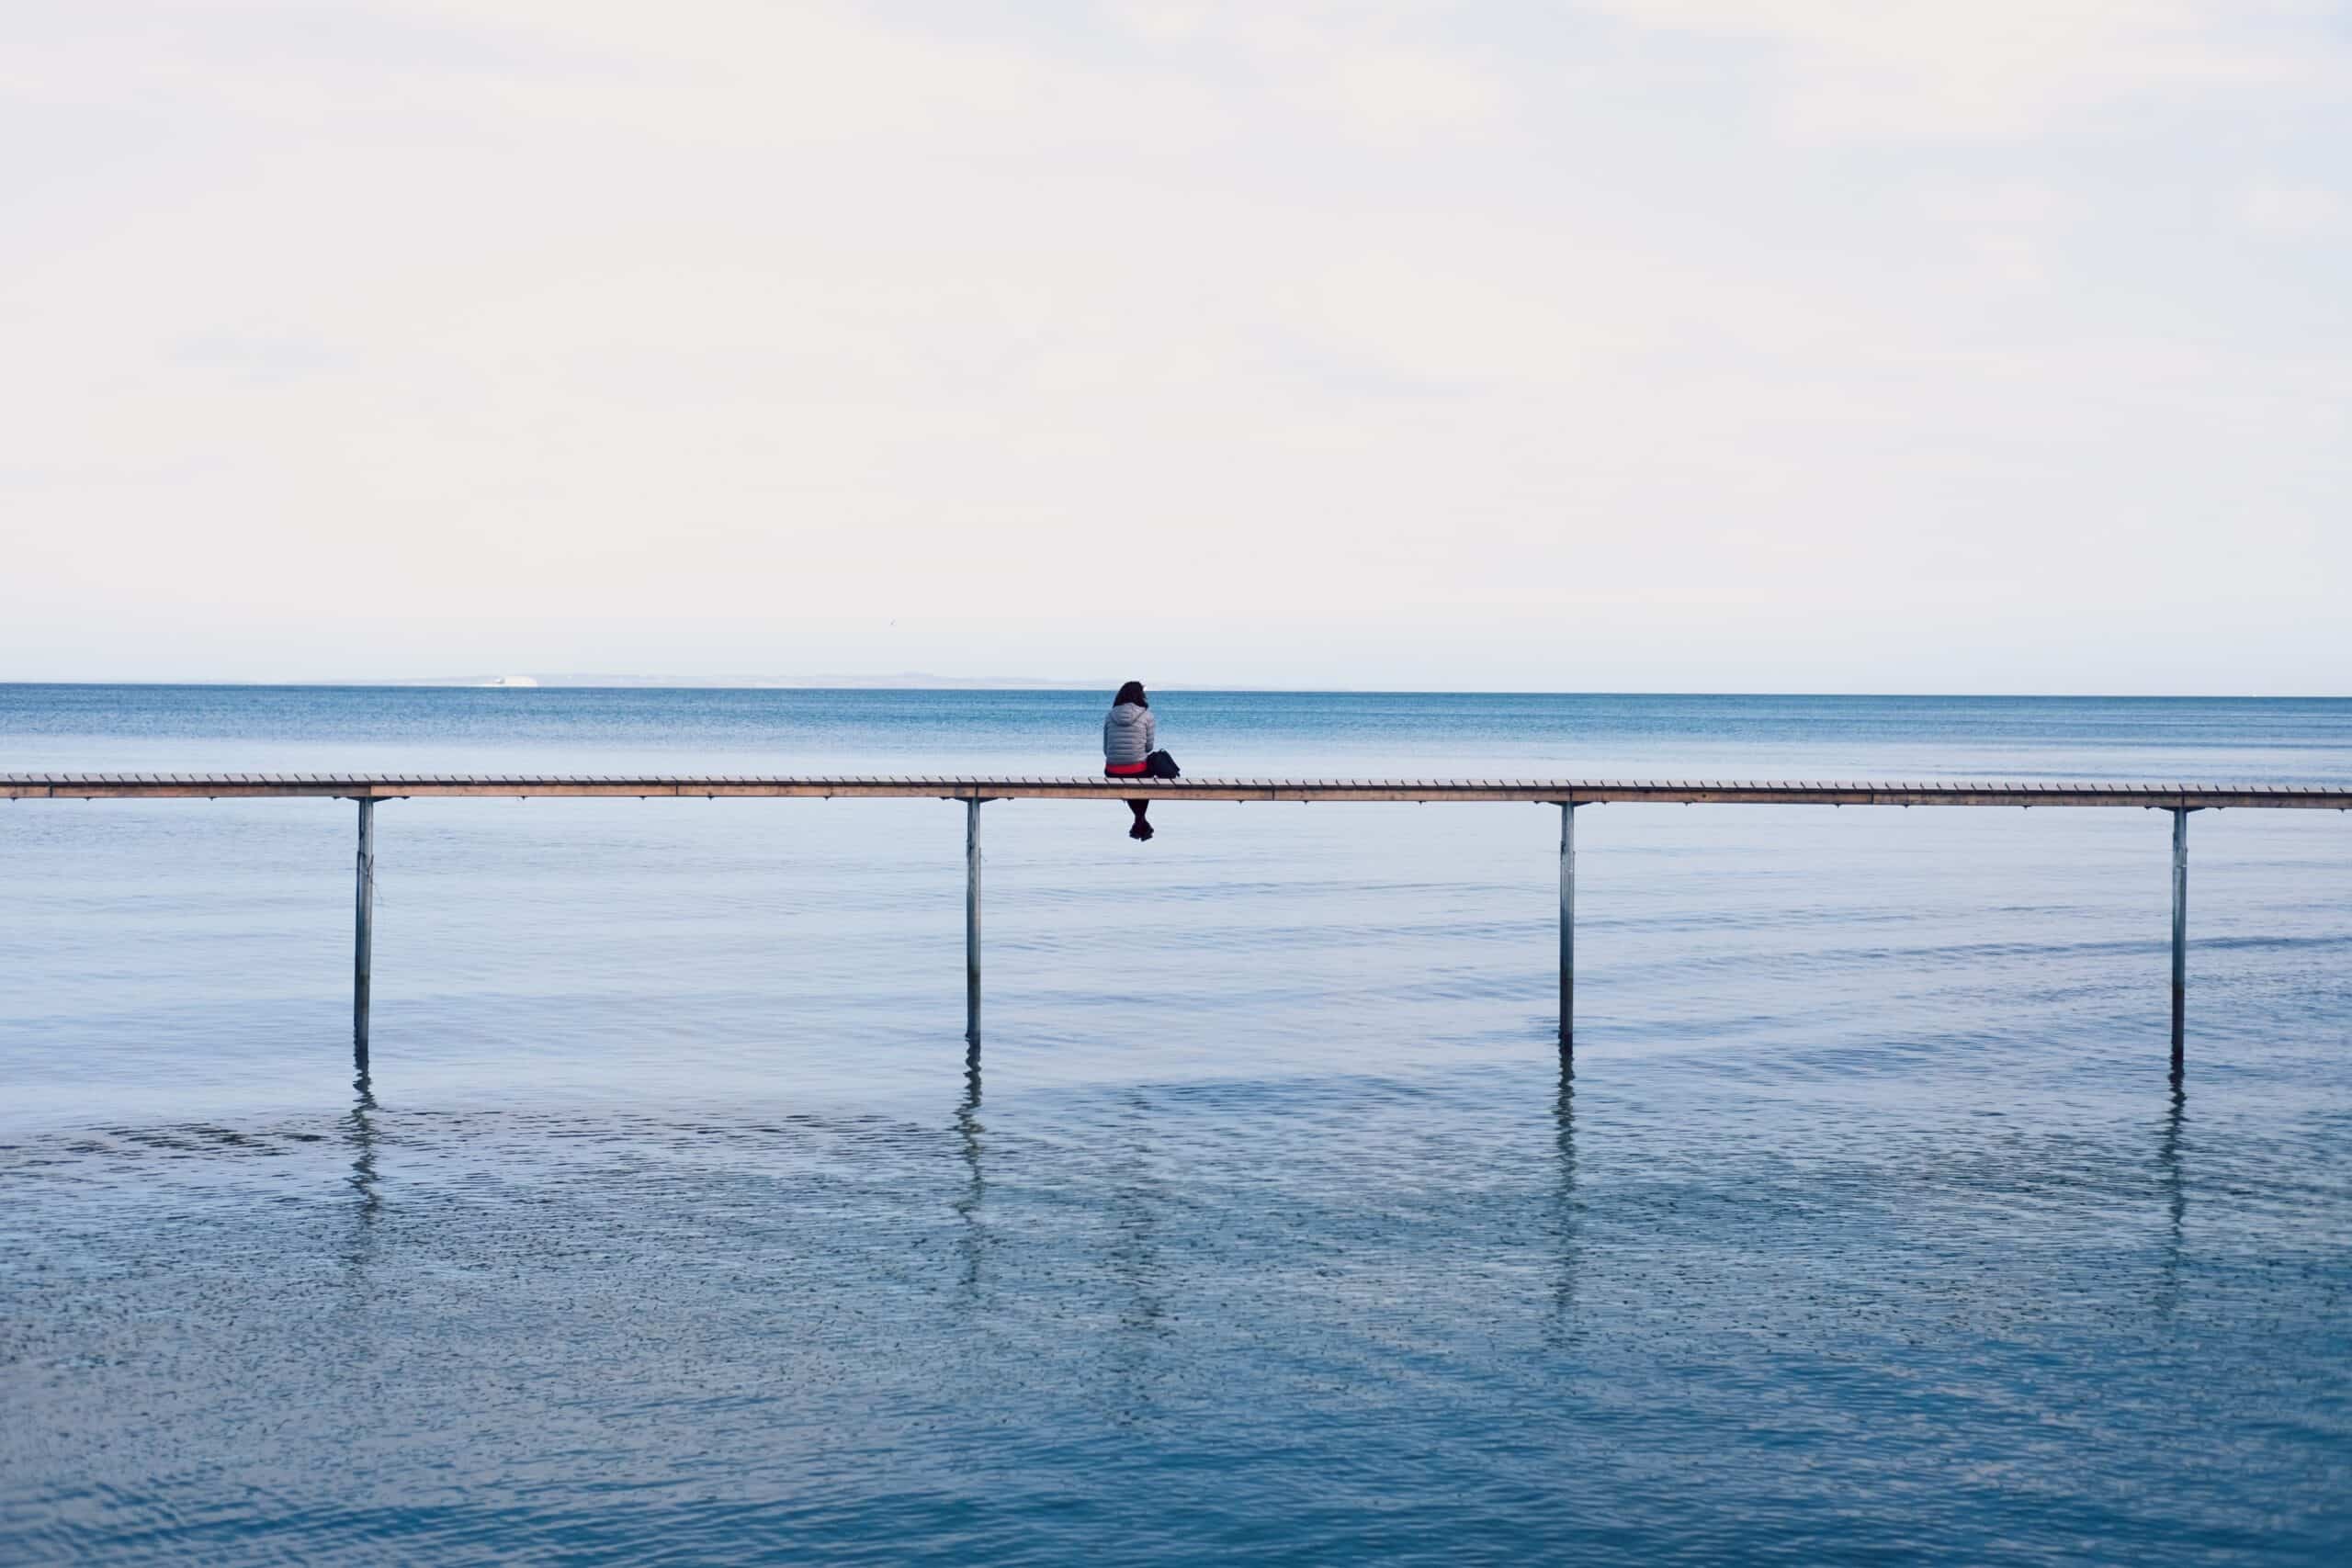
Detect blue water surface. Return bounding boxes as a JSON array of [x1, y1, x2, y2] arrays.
[[3, 686, 2348, 1564]]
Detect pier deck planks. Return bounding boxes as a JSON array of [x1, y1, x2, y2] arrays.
[[3, 774, 2346, 809]]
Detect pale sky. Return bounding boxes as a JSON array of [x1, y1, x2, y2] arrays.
[[4, 1, 2347, 692]]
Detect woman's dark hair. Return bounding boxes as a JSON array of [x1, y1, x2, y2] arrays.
[[1114, 681, 1148, 708]]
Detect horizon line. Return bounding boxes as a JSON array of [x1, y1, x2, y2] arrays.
[[1, 679, 2344, 702]]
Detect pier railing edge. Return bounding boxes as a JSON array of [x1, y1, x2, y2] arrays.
[[6, 774, 2350, 808]]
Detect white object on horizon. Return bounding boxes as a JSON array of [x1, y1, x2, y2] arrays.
[[481, 675, 539, 688]]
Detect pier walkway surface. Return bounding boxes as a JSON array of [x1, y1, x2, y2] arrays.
[[7, 773, 2351, 807], [9, 773, 2346, 1073]]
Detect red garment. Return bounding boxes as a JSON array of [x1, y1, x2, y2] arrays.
[[1104, 761, 1148, 777]]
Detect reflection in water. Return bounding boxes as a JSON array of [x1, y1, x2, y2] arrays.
[[1107, 1090, 1168, 1422], [2156, 1083, 2187, 1318], [340, 1067, 381, 1332], [346, 1067, 380, 1226], [955, 1043, 985, 1302], [348, 1026, 377, 1246], [1549, 1048, 1579, 1348]]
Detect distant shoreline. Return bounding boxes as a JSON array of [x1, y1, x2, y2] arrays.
[[0, 681, 2337, 701]]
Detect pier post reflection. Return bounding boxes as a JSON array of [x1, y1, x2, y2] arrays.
[[2156, 1082, 2187, 1318], [1107, 1089, 1169, 1423], [341, 1066, 381, 1318], [955, 1043, 986, 1302], [1548, 1047, 1580, 1347]]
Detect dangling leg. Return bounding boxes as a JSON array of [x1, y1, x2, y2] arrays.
[[1127, 799, 1153, 840]]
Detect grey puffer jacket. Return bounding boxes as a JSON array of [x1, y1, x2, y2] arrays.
[[1102, 702, 1156, 766]]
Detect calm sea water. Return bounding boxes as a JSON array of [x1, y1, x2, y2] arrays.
[[4, 686, 2349, 1565]]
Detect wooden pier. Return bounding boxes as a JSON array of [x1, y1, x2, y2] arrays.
[[10, 773, 2348, 1076]]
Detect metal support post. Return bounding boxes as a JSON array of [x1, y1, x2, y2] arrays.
[[1560, 802, 1576, 1050], [2170, 807, 2188, 1077], [355, 797, 376, 1056], [966, 797, 983, 1045]]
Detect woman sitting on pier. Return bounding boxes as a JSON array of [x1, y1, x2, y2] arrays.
[[1103, 681, 1162, 840]]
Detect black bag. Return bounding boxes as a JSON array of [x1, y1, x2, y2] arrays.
[[1144, 749, 1181, 779]]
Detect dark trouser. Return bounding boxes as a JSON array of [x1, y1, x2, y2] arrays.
[[1106, 765, 1149, 826]]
